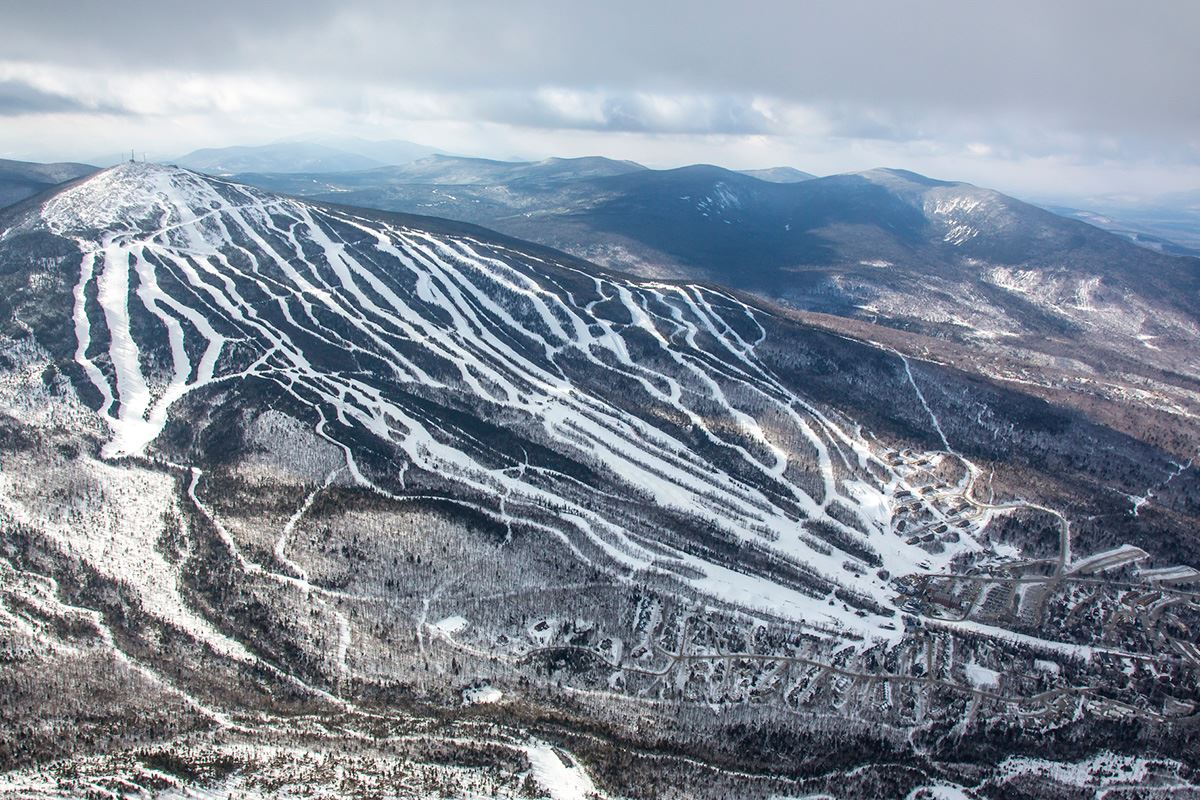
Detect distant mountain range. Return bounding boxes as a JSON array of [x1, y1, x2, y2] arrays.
[[171, 139, 441, 175], [0, 158, 97, 208], [0, 139, 447, 207], [238, 157, 1200, 373], [284, 135, 448, 166], [317, 153, 649, 185], [3, 152, 1198, 428], [737, 165, 817, 182], [1042, 193, 1200, 257]]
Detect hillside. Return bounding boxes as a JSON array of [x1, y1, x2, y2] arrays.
[[239, 161, 1200, 351], [0, 158, 98, 209], [0, 164, 1198, 797]]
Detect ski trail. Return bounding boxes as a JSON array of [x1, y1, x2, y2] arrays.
[[1131, 451, 1195, 516], [39, 163, 1050, 647], [334, 610, 351, 685], [898, 351, 953, 453], [275, 467, 343, 582]]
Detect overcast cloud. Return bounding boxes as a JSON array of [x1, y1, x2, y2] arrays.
[[1, 0, 1197, 199]]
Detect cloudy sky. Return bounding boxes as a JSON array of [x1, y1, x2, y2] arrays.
[[2, 0, 1198, 200]]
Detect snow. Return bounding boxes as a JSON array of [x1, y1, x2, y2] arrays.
[[7, 162, 1200, 800], [926, 195, 989, 245], [462, 685, 504, 705], [51, 166, 232, 457], [26, 164, 1038, 649], [984, 263, 1200, 353], [991, 542, 1020, 559], [905, 786, 971, 800], [695, 182, 742, 217], [0, 457, 254, 665], [896, 351, 953, 453], [931, 618, 1095, 661], [523, 741, 604, 800], [1068, 544, 1148, 575], [1138, 565, 1200, 583], [0, 740, 595, 799], [434, 615, 470, 635], [997, 751, 1159, 788], [963, 661, 1001, 688]]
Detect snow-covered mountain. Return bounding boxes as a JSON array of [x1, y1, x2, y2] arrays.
[[174, 139, 443, 176], [1, 164, 1198, 798], [737, 166, 817, 183], [220, 155, 1200, 379], [174, 142, 389, 175], [240, 163, 1200, 359], [10, 162, 965, 632], [240, 162, 1200, 460]]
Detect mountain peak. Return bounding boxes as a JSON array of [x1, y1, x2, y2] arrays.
[[860, 167, 961, 189], [174, 142, 386, 175], [738, 166, 817, 183], [40, 162, 234, 235]]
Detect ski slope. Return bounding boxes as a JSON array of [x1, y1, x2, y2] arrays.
[[35, 163, 1007, 645]]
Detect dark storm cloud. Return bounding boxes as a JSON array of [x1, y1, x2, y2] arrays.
[[456, 91, 778, 135], [4, 1, 1198, 138], [2, 0, 1198, 188], [0, 79, 124, 116]]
